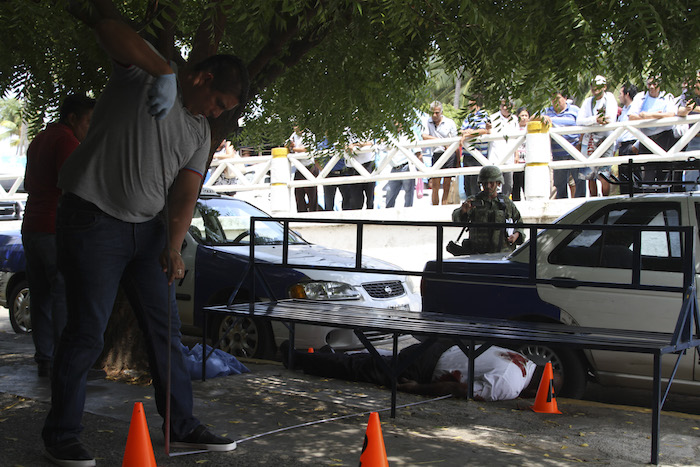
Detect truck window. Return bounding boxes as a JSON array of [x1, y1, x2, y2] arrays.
[[549, 203, 682, 271]]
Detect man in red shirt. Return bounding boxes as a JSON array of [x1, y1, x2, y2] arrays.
[[21, 94, 95, 377]]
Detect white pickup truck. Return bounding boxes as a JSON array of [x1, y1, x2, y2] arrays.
[[422, 192, 700, 398]]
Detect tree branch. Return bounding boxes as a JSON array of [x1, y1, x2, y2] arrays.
[[189, 0, 230, 65], [66, 0, 123, 27], [251, 31, 327, 94], [246, 14, 304, 80], [143, 0, 180, 61]]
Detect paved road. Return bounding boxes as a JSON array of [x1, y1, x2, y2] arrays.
[[3, 215, 700, 465], [2, 309, 700, 466]]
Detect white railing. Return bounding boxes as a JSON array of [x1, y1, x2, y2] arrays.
[[546, 115, 700, 170], [0, 173, 25, 200], [3, 115, 700, 208], [202, 114, 700, 208]]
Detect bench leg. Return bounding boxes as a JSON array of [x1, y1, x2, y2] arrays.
[[651, 352, 661, 465], [202, 311, 208, 382], [353, 331, 436, 419], [284, 321, 296, 369], [391, 334, 399, 418]]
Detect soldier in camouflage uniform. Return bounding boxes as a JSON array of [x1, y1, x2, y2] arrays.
[[447, 166, 524, 255]]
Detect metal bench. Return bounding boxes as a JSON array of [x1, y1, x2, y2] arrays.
[[200, 217, 700, 465]]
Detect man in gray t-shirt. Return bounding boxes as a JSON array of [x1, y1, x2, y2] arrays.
[[42, 15, 249, 467]]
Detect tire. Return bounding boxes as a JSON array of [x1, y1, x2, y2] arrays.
[[8, 279, 31, 334], [211, 314, 276, 360], [517, 344, 587, 399]]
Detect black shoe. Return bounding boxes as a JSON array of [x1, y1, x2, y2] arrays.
[[170, 425, 236, 452], [38, 360, 51, 378], [280, 341, 307, 370], [45, 438, 95, 467]]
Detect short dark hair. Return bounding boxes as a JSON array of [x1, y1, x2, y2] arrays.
[[499, 97, 514, 108], [59, 94, 95, 124], [516, 106, 528, 115], [622, 83, 638, 100], [469, 93, 484, 108], [193, 54, 250, 109]]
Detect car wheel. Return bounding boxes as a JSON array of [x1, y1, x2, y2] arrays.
[[516, 344, 587, 399], [9, 279, 31, 334], [211, 315, 275, 360]]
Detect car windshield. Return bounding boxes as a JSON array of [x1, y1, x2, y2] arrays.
[[189, 197, 307, 246]]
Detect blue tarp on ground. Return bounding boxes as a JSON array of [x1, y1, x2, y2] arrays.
[[181, 343, 250, 380]]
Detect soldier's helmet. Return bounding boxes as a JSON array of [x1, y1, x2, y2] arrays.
[[478, 165, 504, 184]]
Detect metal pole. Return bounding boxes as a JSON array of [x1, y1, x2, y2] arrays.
[[155, 121, 172, 456]]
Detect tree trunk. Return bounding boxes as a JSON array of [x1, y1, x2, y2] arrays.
[[453, 74, 461, 110], [96, 288, 152, 384]]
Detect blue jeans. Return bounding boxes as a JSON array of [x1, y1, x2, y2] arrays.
[[385, 164, 415, 208], [42, 194, 199, 446], [552, 149, 585, 199], [22, 231, 66, 364]]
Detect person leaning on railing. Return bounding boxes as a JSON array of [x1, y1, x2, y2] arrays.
[[677, 71, 700, 191]]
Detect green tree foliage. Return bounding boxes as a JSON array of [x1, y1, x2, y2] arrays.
[[0, 0, 697, 147], [0, 98, 23, 142], [0, 97, 30, 155]]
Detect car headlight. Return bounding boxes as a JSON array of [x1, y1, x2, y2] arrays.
[[288, 281, 361, 300]]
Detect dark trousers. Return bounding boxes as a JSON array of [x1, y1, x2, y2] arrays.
[[42, 194, 199, 446], [294, 165, 319, 212], [344, 182, 375, 209], [512, 170, 525, 201], [323, 171, 346, 211], [345, 162, 375, 209], [296, 342, 452, 387], [461, 149, 482, 198], [618, 140, 638, 156], [22, 231, 66, 364], [639, 130, 680, 191]]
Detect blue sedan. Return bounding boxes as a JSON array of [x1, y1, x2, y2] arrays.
[[1, 192, 420, 359]]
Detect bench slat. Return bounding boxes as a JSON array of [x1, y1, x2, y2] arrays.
[[207, 300, 689, 354]]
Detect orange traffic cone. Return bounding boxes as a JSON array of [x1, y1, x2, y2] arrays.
[[307, 347, 314, 353], [122, 402, 157, 467], [530, 362, 562, 414], [359, 412, 389, 467]]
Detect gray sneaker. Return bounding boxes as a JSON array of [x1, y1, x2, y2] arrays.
[[170, 425, 237, 452], [45, 438, 96, 467]]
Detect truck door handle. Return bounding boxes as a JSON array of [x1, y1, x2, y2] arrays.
[[551, 277, 579, 288]]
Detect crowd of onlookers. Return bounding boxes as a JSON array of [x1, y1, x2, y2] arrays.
[[424, 73, 700, 204], [210, 72, 700, 212]]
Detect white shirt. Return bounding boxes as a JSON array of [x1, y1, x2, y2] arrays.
[[424, 116, 458, 152], [628, 91, 678, 136], [432, 345, 536, 401], [288, 132, 314, 168], [577, 92, 618, 136], [488, 111, 519, 164], [616, 93, 645, 145], [288, 132, 305, 149]]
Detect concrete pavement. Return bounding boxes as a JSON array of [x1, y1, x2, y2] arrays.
[[1, 321, 700, 466]]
